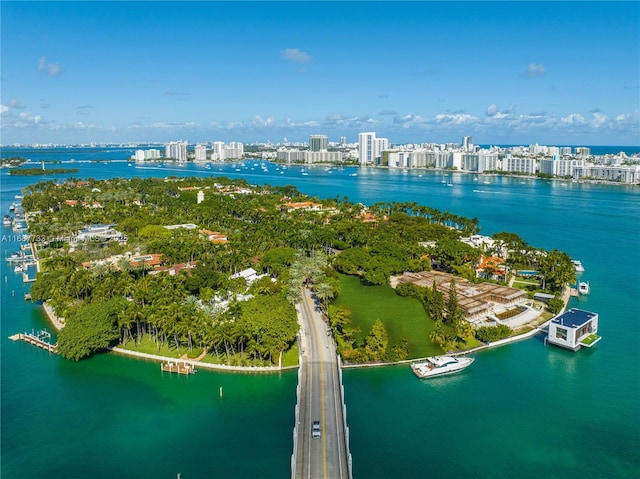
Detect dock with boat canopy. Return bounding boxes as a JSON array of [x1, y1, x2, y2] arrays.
[[161, 361, 196, 375], [9, 330, 58, 353]]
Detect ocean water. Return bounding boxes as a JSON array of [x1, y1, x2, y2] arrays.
[[1, 151, 639, 478]]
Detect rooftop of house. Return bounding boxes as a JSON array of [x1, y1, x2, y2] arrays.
[[552, 308, 598, 328]]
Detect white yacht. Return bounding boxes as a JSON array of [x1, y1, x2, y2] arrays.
[[572, 260, 585, 272], [411, 355, 474, 379], [578, 281, 590, 295]]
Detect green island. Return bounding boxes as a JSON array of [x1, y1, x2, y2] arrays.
[[22, 176, 575, 365], [0, 156, 28, 168], [9, 167, 80, 176]]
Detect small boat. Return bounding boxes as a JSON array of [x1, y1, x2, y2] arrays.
[[572, 260, 585, 272], [14, 265, 24, 273], [3, 215, 12, 226], [411, 355, 474, 379], [349, 173, 358, 177], [9, 203, 16, 211], [578, 281, 590, 295]]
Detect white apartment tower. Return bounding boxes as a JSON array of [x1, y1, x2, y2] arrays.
[[194, 144, 207, 162], [165, 141, 188, 162], [359, 132, 376, 165], [359, 132, 388, 165], [212, 141, 225, 161], [225, 142, 244, 159]]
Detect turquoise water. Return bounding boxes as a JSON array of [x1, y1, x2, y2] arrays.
[[2, 152, 639, 478]]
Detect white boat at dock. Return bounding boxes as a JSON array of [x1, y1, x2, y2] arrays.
[[411, 355, 474, 379], [572, 260, 585, 272], [578, 281, 590, 295]]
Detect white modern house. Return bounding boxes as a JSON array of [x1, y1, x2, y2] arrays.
[[547, 308, 601, 351]]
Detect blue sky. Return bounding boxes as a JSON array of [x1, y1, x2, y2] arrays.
[[1, 1, 638, 145]]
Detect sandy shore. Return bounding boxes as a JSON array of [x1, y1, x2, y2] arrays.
[[42, 301, 65, 331], [109, 346, 297, 373]]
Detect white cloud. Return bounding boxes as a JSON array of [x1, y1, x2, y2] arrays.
[[280, 48, 312, 64], [486, 104, 515, 120], [251, 115, 275, 127], [486, 104, 499, 116], [38, 56, 63, 77], [590, 112, 608, 128], [433, 113, 478, 125], [9, 99, 26, 109], [151, 121, 200, 129], [393, 114, 428, 128], [0, 105, 9, 114], [18, 112, 41, 124], [561, 113, 585, 125], [522, 63, 545, 78], [615, 110, 639, 125]]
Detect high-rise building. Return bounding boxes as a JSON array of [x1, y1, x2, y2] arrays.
[[359, 132, 376, 165], [358, 132, 389, 165], [560, 147, 572, 156], [340, 136, 347, 146], [165, 141, 188, 162], [212, 141, 225, 161], [375, 137, 389, 160], [225, 142, 244, 159], [309, 135, 328, 152], [575, 147, 591, 157], [462, 136, 473, 152], [194, 144, 207, 162]]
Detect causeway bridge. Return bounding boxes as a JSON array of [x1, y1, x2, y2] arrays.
[[291, 288, 352, 479]]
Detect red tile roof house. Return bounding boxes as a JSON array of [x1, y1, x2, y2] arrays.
[[199, 229, 228, 244]]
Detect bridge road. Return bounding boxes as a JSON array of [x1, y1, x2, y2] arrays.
[[294, 288, 349, 479]]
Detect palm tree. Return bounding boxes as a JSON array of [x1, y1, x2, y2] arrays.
[[315, 282, 335, 313]]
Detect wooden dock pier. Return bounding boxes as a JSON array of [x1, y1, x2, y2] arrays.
[[161, 361, 196, 375], [9, 331, 58, 353]]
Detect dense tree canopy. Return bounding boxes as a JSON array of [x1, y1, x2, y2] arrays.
[[23, 175, 573, 362]]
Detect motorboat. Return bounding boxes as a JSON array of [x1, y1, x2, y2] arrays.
[[572, 260, 585, 272], [3, 215, 13, 226], [578, 281, 590, 295], [411, 355, 474, 379]]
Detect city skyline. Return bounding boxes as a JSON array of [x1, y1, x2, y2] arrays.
[[1, 1, 638, 146]]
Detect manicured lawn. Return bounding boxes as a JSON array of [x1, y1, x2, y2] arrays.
[[281, 343, 299, 367], [121, 336, 187, 358], [581, 334, 600, 346], [332, 273, 442, 358]]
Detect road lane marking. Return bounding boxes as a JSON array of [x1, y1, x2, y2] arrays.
[[305, 290, 328, 479]]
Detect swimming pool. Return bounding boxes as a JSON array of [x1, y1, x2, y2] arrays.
[[518, 270, 539, 276]]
